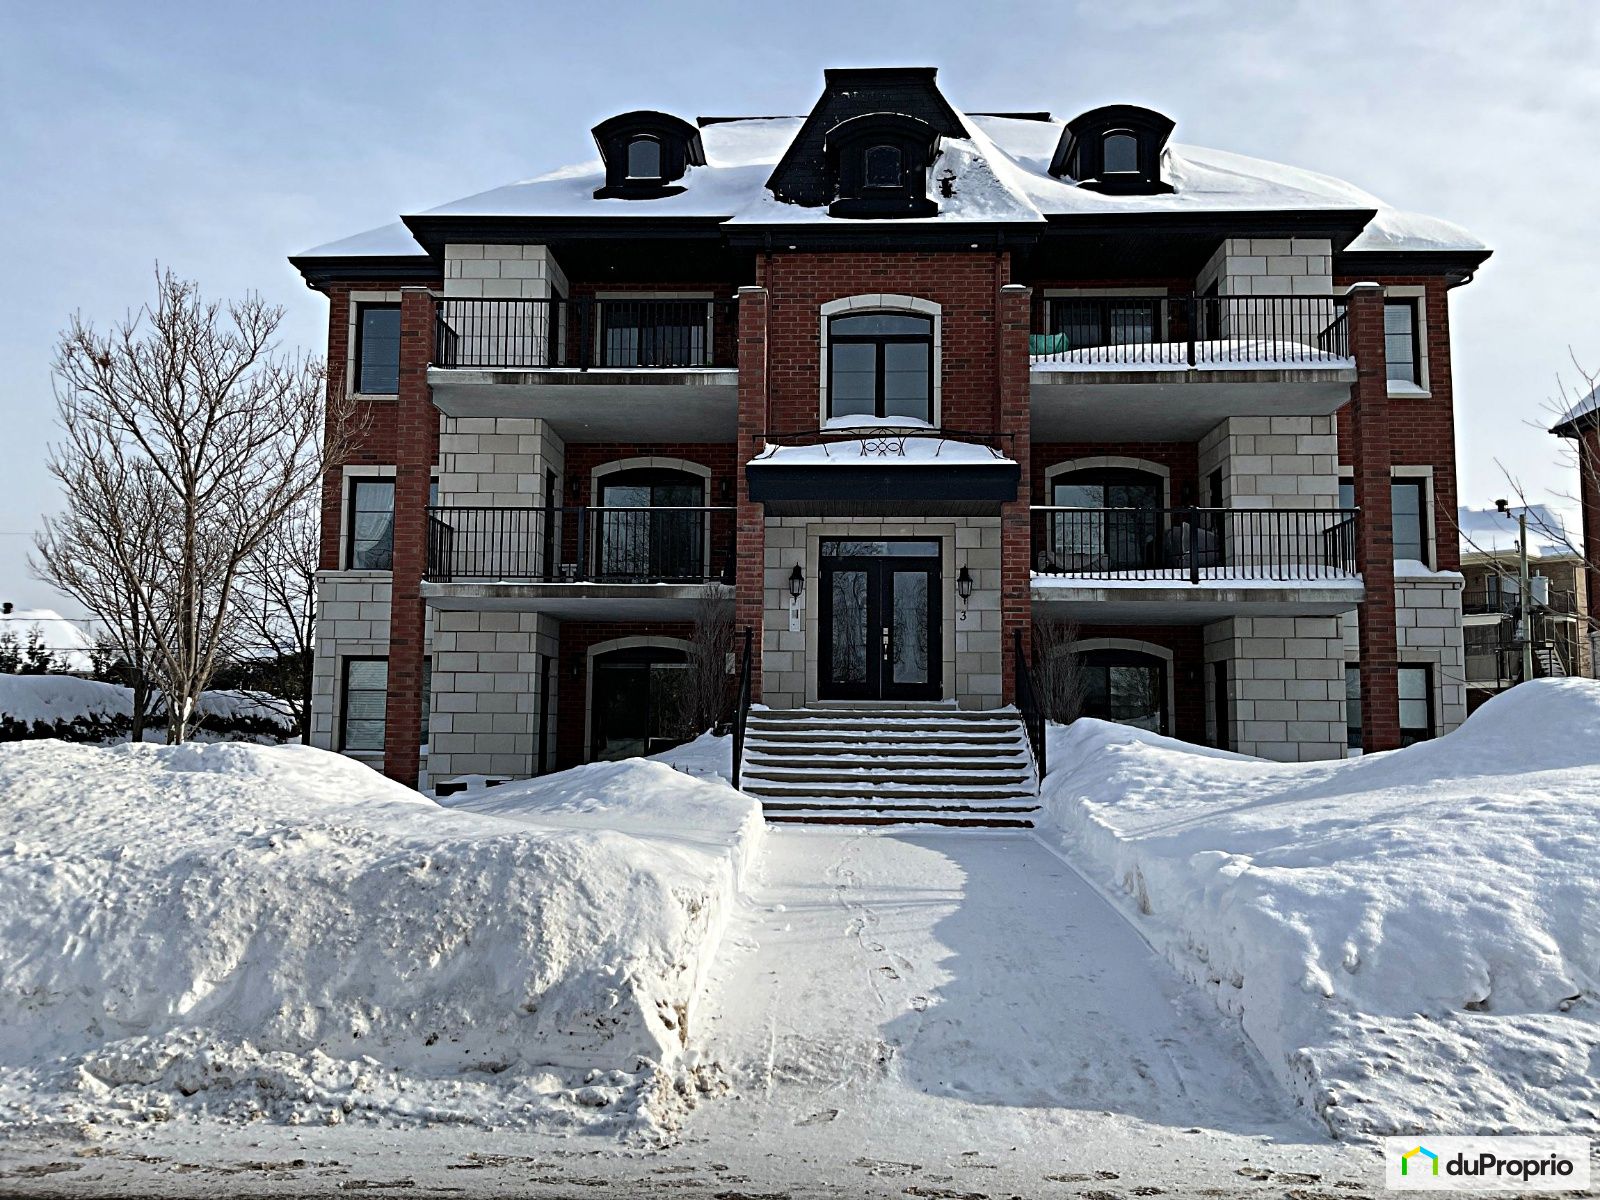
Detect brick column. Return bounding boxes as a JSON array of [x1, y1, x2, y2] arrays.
[[1579, 426, 1600, 632], [734, 285, 768, 700], [998, 281, 1032, 703], [382, 286, 438, 786], [1345, 282, 1401, 752]]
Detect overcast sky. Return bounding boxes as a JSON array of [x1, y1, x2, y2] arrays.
[[3, 0, 1598, 628]]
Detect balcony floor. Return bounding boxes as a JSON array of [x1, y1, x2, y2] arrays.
[[1030, 368, 1357, 440], [428, 366, 737, 440], [421, 579, 731, 619], [1030, 572, 1363, 624]]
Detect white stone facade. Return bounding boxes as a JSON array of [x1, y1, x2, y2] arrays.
[[309, 571, 394, 764], [1197, 237, 1334, 298], [1205, 614, 1347, 761]]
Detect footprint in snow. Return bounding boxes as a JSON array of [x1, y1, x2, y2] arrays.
[[910, 995, 929, 1012], [877, 965, 900, 980], [794, 1109, 837, 1126]]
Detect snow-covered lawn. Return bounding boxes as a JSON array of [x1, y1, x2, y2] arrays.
[[0, 737, 761, 1139], [0, 672, 296, 741], [1037, 678, 1600, 1139]]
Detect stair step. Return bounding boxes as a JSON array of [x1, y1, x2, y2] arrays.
[[756, 706, 1017, 719], [766, 811, 1036, 828], [745, 769, 1031, 787], [744, 753, 1027, 770], [748, 729, 1023, 745], [760, 798, 1039, 813], [746, 783, 1036, 801], [746, 742, 1025, 759]]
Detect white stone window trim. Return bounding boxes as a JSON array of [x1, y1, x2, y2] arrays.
[[1043, 456, 1173, 509], [590, 457, 715, 574], [582, 635, 694, 761], [1392, 464, 1438, 570], [818, 294, 942, 428], [338, 464, 397, 573], [1382, 284, 1431, 398], [1067, 636, 1178, 738], [346, 290, 404, 401]]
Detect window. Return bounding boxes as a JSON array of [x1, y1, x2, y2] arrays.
[[340, 658, 388, 752], [590, 645, 693, 761], [355, 303, 401, 394], [1384, 300, 1421, 386], [1049, 297, 1160, 349], [1338, 475, 1355, 511], [828, 312, 934, 423], [1391, 477, 1428, 563], [1103, 131, 1139, 173], [597, 468, 705, 580], [1345, 665, 1363, 751], [1049, 468, 1165, 571], [864, 144, 902, 188], [420, 657, 432, 747], [1080, 648, 1167, 735], [347, 478, 395, 571], [626, 137, 661, 180], [600, 299, 709, 367], [1398, 664, 1433, 746]]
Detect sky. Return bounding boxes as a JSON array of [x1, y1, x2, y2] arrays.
[[2, 0, 1598, 630]]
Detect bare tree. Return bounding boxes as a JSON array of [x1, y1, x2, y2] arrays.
[[35, 269, 350, 742], [1032, 613, 1088, 725], [688, 588, 735, 734], [231, 490, 320, 741]]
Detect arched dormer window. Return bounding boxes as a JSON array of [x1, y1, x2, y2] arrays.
[[626, 136, 662, 181], [824, 112, 940, 218], [1102, 131, 1139, 174], [592, 110, 704, 199], [864, 144, 902, 188], [1050, 105, 1176, 195]]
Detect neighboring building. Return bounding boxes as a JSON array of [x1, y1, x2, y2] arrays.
[[1457, 505, 1590, 710], [290, 66, 1490, 794]]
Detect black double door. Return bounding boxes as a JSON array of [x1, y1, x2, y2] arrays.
[[819, 539, 942, 701]]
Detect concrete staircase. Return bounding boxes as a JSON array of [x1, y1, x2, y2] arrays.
[[739, 705, 1040, 827]]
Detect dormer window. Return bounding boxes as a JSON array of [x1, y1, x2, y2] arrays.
[[864, 144, 902, 188], [626, 137, 662, 181], [592, 111, 704, 199], [1051, 104, 1176, 195], [1102, 131, 1139, 174], [824, 112, 939, 219]]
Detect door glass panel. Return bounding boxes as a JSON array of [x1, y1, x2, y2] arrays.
[[599, 483, 651, 578], [830, 570, 869, 684], [820, 539, 939, 557], [1108, 664, 1163, 731], [649, 481, 702, 578], [890, 570, 930, 685], [593, 663, 648, 760]]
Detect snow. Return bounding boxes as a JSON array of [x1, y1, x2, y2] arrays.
[[0, 739, 762, 1137], [1030, 338, 1353, 372], [1459, 504, 1580, 559], [749, 436, 1015, 466], [1036, 680, 1600, 1138], [297, 106, 1482, 259], [0, 673, 295, 735], [1392, 559, 1465, 581], [0, 609, 96, 671]]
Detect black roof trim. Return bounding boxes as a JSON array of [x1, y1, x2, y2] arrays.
[[1041, 207, 1378, 251], [401, 214, 730, 253], [1333, 247, 1493, 286], [288, 254, 439, 289], [724, 224, 1043, 252], [697, 115, 803, 126], [968, 111, 1054, 121]]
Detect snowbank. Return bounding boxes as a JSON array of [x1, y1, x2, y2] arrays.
[[0, 739, 762, 1137], [0, 673, 295, 741], [1037, 680, 1600, 1139]]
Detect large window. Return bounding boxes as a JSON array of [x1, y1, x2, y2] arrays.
[[347, 478, 395, 571], [590, 645, 694, 761], [1384, 300, 1421, 386], [828, 312, 933, 423], [1080, 648, 1167, 734], [600, 299, 708, 367], [1049, 467, 1165, 571], [1391, 476, 1428, 563], [1398, 664, 1434, 746], [597, 468, 705, 580], [340, 658, 388, 753], [1345, 665, 1362, 751], [355, 303, 401, 394], [1048, 296, 1160, 350]]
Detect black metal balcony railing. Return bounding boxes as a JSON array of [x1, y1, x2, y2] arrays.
[[426, 505, 735, 584], [1031, 506, 1359, 583], [1030, 295, 1352, 368], [434, 297, 739, 371]]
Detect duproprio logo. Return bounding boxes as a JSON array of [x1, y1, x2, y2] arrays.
[[1384, 1136, 1589, 1191]]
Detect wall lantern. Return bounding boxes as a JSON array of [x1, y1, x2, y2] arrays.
[[789, 563, 806, 599], [956, 565, 974, 620]]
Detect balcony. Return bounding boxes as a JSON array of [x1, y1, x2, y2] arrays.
[[1029, 295, 1358, 439], [1030, 505, 1363, 622], [421, 504, 734, 618], [428, 297, 739, 439]]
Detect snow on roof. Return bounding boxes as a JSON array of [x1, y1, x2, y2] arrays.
[[2, 609, 96, 671], [749, 436, 1016, 466], [296, 107, 1484, 257], [1457, 505, 1581, 560], [1553, 380, 1600, 431]]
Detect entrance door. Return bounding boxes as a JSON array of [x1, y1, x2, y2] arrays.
[[819, 539, 942, 701]]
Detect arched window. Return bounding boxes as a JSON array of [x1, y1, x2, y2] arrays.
[[1080, 647, 1168, 734], [864, 144, 902, 188], [626, 136, 662, 180], [597, 467, 706, 580], [827, 312, 934, 423], [590, 644, 693, 760], [1049, 467, 1164, 571], [1102, 131, 1139, 174]]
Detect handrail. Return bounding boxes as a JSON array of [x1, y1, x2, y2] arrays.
[[433, 296, 739, 370], [1029, 294, 1351, 367], [1013, 629, 1046, 789], [730, 627, 753, 789]]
